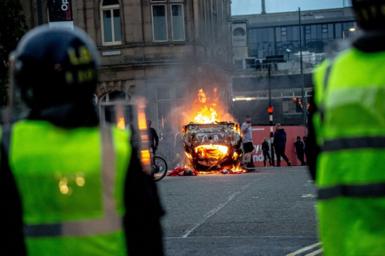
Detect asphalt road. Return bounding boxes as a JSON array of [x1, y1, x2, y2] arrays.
[[157, 166, 320, 256]]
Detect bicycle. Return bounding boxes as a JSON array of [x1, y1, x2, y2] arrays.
[[151, 155, 168, 182]]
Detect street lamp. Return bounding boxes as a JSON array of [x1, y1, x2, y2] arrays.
[[298, 7, 306, 125], [264, 55, 284, 131], [36, 0, 44, 24], [343, 26, 357, 39], [285, 48, 291, 61]]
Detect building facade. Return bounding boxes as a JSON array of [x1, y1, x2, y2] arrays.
[[21, 0, 232, 130], [19, 0, 232, 165], [231, 7, 356, 125]]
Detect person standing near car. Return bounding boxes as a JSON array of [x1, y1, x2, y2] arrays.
[[273, 124, 291, 167], [241, 116, 254, 168], [0, 25, 164, 256]]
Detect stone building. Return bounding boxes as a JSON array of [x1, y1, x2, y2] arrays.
[[20, 0, 233, 132]]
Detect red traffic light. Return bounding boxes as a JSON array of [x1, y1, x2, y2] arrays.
[[267, 105, 274, 114]]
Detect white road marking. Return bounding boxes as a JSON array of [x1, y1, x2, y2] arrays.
[[181, 183, 251, 238], [305, 248, 323, 256], [301, 194, 316, 198], [286, 242, 322, 256], [166, 235, 317, 239]]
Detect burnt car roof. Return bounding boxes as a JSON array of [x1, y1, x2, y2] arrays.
[[184, 122, 238, 130]]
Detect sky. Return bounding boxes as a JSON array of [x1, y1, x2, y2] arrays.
[[232, 0, 351, 15]]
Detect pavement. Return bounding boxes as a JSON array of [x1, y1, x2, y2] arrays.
[[157, 166, 321, 256]]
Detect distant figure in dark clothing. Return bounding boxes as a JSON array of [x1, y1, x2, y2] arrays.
[[294, 136, 305, 165], [273, 124, 291, 167], [262, 138, 272, 166], [303, 136, 309, 165], [148, 120, 159, 154], [270, 132, 275, 166]]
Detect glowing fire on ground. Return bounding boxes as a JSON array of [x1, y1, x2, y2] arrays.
[[229, 164, 247, 174]]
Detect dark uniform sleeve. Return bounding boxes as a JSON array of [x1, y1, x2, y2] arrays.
[[307, 92, 321, 181], [123, 145, 165, 256], [0, 129, 27, 255]]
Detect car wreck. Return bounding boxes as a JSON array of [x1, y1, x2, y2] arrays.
[[183, 122, 242, 171]]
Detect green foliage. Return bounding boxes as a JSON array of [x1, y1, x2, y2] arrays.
[[0, 0, 27, 106]]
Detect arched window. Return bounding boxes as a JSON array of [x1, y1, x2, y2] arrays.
[[101, 0, 122, 45], [233, 27, 245, 37], [98, 90, 132, 129]]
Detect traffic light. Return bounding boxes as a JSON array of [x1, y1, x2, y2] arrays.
[[267, 105, 274, 114]]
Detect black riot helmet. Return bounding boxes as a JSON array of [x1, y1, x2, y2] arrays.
[[351, 0, 385, 31], [12, 25, 100, 110]]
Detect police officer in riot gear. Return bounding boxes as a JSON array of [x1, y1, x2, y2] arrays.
[[309, 0, 385, 254], [0, 25, 164, 256]]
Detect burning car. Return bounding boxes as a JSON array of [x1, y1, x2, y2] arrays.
[[183, 122, 242, 171]]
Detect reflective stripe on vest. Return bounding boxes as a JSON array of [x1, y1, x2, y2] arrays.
[[23, 126, 121, 237], [322, 136, 385, 152], [318, 183, 385, 200]]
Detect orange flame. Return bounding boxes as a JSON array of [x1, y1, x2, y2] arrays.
[[194, 144, 229, 160], [193, 106, 218, 124], [230, 164, 247, 174], [193, 89, 219, 124]]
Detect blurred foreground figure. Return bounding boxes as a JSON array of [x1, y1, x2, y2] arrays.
[[309, 0, 385, 254], [0, 25, 164, 256]]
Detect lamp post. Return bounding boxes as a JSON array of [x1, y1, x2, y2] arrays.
[[264, 55, 284, 131], [343, 27, 357, 39], [36, 0, 43, 25], [268, 63, 273, 131], [286, 48, 291, 62], [298, 7, 306, 125]]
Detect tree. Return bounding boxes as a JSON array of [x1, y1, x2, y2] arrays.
[[0, 0, 27, 106]]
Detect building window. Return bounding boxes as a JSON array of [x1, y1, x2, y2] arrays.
[[282, 99, 300, 114], [281, 27, 287, 41], [171, 4, 185, 41], [305, 26, 311, 41], [151, 1, 185, 42], [152, 5, 168, 41], [321, 24, 328, 40], [101, 0, 122, 45]]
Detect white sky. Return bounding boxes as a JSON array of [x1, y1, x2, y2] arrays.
[[232, 0, 351, 15]]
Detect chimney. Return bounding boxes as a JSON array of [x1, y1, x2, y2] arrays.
[[261, 0, 266, 14]]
